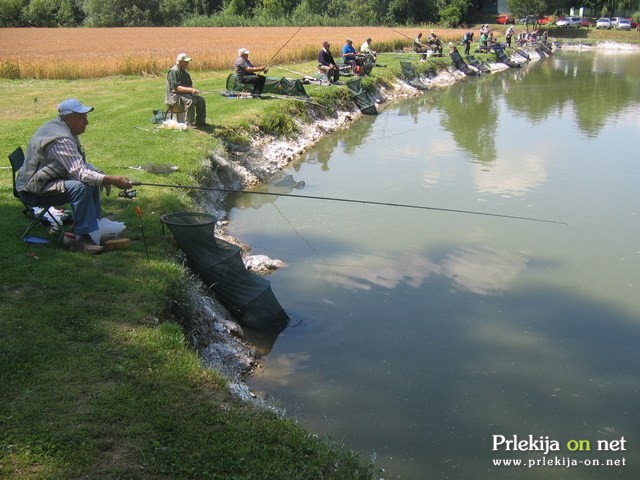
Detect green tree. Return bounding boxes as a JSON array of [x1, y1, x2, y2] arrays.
[[258, 0, 294, 18], [160, 0, 191, 25], [221, 0, 249, 16], [507, 0, 545, 19], [0, 0, 28, 26], [82, 0, 163, 26], [23, 0, 78, 26], [436, 0, 472, 27]]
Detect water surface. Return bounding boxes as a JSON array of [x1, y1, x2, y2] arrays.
[[227, 50, 640, 479]]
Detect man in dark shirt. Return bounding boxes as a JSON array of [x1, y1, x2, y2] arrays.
[[318, 41, 339, 83], [234, 48, 268, 95], [165, 53, 207, 126]]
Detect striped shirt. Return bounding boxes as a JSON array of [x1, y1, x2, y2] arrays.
[[234, 57, 254, 78], [46, 137, 104, 186]]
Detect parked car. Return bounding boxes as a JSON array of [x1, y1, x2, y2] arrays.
[[538, 16, 553, 25], [556, 16, 582, 28], [629, 18, 638, 28], [596, 17, 612, 29], [580, 17, 594, 27], [496, 14, 515, 24], [610, 17, 622, 27], [616, 18, 631, 30], [517, 15, 537, 25]]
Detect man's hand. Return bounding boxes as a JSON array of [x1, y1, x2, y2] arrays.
[[104, 175, 133, 190]]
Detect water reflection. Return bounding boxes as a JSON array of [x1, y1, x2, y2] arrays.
[[229, 51, 640, 479], [313, 244, 527, 296]]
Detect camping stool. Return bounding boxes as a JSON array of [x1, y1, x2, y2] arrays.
[[165, 104, 186, 123]]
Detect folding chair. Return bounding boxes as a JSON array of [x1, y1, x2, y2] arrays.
[[8, 146, 67, 241]]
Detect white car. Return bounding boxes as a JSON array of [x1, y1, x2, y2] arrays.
[[556, 16, 582, 28], [596, 17, 612, 29], [616, 18, 631, 30]]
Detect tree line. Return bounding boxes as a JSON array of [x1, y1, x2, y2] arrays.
[[0, 0, 636, 28]]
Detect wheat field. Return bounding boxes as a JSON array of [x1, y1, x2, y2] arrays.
[[0, 26, 465, 79]]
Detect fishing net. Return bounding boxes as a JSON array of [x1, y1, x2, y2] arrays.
[[226, 74, 308, 97], [346, 77, 377, 115], [160, 212, 289, 332], [465, 55, 491, 73], [399, 61, 428, 90], [493, 46, 522, 68], [449, 51, 479, 76]]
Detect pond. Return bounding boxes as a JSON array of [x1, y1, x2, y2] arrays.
[[226, 49, 640, 479]]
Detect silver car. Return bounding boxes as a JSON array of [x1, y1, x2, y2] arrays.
[[616, 18, 631, 30], [556, 16, 582, 28], [596, 17, 611, 29]]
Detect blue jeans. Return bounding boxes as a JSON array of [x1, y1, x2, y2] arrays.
[[20, 180, 101, 236]]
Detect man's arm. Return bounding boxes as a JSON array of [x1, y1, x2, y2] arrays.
[[47, 139, 131, 191]]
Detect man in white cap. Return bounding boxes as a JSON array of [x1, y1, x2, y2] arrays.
[[427, 29, 443, 55], [234, 48, 268, 95], [15, 99, 134, 254], [165, 53, 208, 127]]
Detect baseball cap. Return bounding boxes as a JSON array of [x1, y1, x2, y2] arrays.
[[238, 48, 250, 55], [57, 98, 94, 116], [176, 53, 192, 63]]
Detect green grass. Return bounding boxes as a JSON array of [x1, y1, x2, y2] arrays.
[[0, 61, 387, 479]]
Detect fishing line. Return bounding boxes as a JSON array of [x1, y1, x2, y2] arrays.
[[269, 201, 329, 266], [129, 181, 567, 225]]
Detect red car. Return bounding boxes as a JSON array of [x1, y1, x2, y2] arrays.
[[496, 15, 515, 24], [537, 16, 553, 25], [580, 17, 594, 27]]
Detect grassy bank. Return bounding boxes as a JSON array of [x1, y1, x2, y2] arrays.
[[0, 64, 386, 479]]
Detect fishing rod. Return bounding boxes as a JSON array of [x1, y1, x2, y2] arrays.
[[271, 64, 321, 82], [129, 181, 567, 225], [264, 19, 310, 70], [387, 25, 415, 42], [199, 89, 327, 108]]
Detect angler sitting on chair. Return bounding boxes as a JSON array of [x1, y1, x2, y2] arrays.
[[427, 30, 443, 56], [318, 40, 340, 83], [165, 53, 208, 127], [341, 38, 358, 74], [413, 33, 430, 60], [234, 48, 268, 95], [15, 99, 133, 254]]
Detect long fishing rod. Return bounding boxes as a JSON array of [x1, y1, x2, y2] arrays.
[[129, 181, 567, 225], [272, 64, 320, 82], [387, 25, 414, 42], [198, 89, 327, 108], [264, 19, 309, 70]]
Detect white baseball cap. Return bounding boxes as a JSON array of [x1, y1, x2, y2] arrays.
[[176, 53, 192, 63], [238, 48, 250, 55], [57, 98, 94, 116]]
